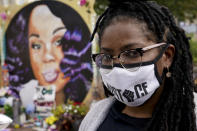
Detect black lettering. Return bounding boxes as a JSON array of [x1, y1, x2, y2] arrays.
[[114, 89, 121, 101], [106, 84, 123, 102], [117, 89, 124, 101], [138, 85, 145, 96], [123, 90, 134, 102], [134, 84, 141, 98], [142, 82, 148, 95], [134, 82, 148, 98], [106, 84, 114, 94], [107, 84, 115, 93]]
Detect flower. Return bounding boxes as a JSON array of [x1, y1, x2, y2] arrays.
[[48, 124, 56, 130], [80, 0, 87, 6], [0, 12, 7, 21], [14, 124, 20, 128], [45, 99, 88, 130], [73, 101, 81, 106], [52, 105, 65, 117], [45, 116, 58, 125]]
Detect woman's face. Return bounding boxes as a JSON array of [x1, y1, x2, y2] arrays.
[[28, 5, 70, 93], [100, 20, 165, 76]]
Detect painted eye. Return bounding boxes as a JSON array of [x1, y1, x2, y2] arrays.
[[32, 43, 41, 49], [54, 39, 62, 46]]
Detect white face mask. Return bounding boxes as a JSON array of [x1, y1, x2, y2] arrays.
[[100, 63, 162, 107]]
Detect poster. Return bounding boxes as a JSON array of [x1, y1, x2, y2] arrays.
[[2, 0, 95, 106]]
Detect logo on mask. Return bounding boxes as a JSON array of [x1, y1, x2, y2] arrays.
[[106, 82, 148, 103]]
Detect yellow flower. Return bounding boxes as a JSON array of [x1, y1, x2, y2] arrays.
[[52, 105, 65, 117], [57, 105, 64, 114], [14, 124, 20, 128], [45, 116, 58, 125]]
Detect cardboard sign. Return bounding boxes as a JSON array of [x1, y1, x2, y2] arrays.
[[34, 85, 56, 112]]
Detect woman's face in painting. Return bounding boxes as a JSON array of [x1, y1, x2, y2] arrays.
[[28, 5, 70, 93]]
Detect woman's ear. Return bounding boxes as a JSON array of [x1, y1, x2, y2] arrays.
[[163, 44, 175, 67]]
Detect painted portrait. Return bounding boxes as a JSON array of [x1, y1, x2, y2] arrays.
[[5, 0, 92, 106]]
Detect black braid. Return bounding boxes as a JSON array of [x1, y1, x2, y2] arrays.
[[91, 0, 196, 130], [90, 8, 109, 42]]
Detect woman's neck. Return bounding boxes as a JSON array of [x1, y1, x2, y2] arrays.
[[122, 85, 164, 118]]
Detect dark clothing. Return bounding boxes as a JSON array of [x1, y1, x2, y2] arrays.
[[97, 101, 151, 131]]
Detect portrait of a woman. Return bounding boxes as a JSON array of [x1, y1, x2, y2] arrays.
[[5, 0, 92, 106]]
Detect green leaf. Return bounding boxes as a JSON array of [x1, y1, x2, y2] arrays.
[[94, 0, 197, 21]]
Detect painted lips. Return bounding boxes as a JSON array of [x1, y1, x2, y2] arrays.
[[42, 69, 58, 83]]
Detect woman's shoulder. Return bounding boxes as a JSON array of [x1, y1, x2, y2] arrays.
[[79, 97, 115, 131], [86, 96, 115, 117], [90, 97, 115, 109]]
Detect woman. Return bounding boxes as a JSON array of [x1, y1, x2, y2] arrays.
[[5, 0, 92, 106], [79, 0, 196, 131]]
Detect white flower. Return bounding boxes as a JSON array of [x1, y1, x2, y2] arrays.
[[68, 105, 72, 110], [74, 109, 78, 113]]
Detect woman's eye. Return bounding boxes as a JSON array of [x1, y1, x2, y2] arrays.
[[32, 43, 41, 50], [124, 51, 139, 58], [54, 39, 62, 46], [102, 55, 111, 62]]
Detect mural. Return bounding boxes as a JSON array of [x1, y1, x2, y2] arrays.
[[5, 0, 93, 106]]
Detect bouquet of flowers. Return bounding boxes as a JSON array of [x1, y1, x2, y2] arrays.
[[45, 99, 88, 131]]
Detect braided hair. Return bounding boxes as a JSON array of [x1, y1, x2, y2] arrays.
[[91, 0, 196, 130]]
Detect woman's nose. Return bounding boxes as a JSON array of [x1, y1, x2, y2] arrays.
[[112, 56, 120, 64], [43, 43, 55, 62]]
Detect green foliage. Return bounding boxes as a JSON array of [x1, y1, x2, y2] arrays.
[[46, 99, 88, 126], [4, 104, 13, 118], [154, 0, 197, 21], [94, 0, 197, 21], [94, 0, 109, 16], [189, 36, 197, 65], [51, 99, 88, 118]]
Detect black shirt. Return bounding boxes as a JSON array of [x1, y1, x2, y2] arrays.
[[97, 100, 151, 131]]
